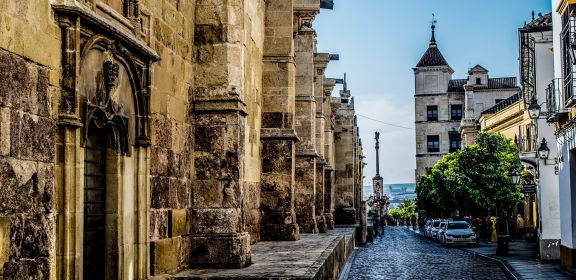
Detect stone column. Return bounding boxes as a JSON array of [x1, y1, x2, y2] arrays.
[[323, 78, 336, 229], [293, 9, 319, 234], [190, 1, 251, 268], [260, 0, 300, 241], [333, 91, 356, 225], [313, 53, 330, 233]]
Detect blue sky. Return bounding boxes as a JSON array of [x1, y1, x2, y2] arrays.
[[314, 0, 552, 185]]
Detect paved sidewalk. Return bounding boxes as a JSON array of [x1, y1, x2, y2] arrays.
[[410, 227, 574, 279], [461, 240, 573, 280]]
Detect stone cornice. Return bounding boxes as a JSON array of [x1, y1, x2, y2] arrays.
[[52, 2, 159, 61]]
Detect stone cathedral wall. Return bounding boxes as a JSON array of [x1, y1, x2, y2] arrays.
[[0, 0, 61, 277]]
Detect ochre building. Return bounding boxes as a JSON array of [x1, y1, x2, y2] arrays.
[[0, 0, 364, 278]]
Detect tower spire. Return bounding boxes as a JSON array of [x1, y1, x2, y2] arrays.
[[430, 13, 437, 47]]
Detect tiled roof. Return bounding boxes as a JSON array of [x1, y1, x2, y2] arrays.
[[521, 13, 552, 32], [487, 77, 517, 89], [448, 79, 467, 92], [482, 92, 521, 114], [416, 46, 449, 67], [447, 77, 518, 92]]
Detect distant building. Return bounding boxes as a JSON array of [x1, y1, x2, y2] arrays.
[[413, 23, 519, 181], [384, 183, 417, 209]]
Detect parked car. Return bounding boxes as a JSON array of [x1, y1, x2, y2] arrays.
[[439, 221, 477, 246], [425, 219, 439, 238], [424, 220, 433, 237], [430, 220, 442, 239], [436, 221, 447, 240]]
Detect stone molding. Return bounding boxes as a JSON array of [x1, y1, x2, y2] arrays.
[[295, 95, 317, 102], [262, 55, 296, 65], [261, 128, 301, 141], [193, 97, 248, 116], [296, 149, 319, 157]]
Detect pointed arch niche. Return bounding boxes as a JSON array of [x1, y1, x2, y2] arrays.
[[53, 3, 159, 279]]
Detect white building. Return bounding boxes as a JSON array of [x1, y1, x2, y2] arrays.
[[551, 0, 576, 272], [414, 24, 518, 180], [519, 13, 560, 260]]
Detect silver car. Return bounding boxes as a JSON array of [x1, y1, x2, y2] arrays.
[[440, 221, 477, 246], [430, 220, 442, 239]]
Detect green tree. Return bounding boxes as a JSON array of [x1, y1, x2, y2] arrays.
[[416, 132, 523, 231], [457, 133, 523, 234]]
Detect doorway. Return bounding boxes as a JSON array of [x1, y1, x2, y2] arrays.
[[83, 127, 107, 279]]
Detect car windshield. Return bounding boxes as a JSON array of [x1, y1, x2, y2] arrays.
[[448, 222, 470, 229], [432, 221, 440, 227]]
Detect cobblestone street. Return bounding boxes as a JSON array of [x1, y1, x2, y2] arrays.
[[346, 227, 511, 280]]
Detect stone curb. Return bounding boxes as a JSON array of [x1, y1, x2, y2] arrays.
[[337, 249, 357, 280]]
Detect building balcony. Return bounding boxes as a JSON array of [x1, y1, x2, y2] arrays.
[[546, 78, 569, 123]]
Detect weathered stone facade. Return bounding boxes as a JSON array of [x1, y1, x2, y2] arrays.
[[0, 0, 364, 278]]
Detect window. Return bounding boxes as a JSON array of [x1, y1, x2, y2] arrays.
[[476, 77, 481, 85], [449, 138, 461, 152], [450, 105, 462, 120], [427, 135, 440, 153], [427, 105, 438, 121]]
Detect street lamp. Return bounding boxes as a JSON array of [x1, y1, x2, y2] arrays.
[[527, 94, 542, 119], [511, 170, 521, 185], [538, 138, 550, 160]]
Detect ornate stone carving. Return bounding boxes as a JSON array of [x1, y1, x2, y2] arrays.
[[53, 3, 159, 151]]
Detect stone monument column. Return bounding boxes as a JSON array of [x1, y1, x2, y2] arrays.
[[260, 0, 300, 241], [293, 9, 320, 234]]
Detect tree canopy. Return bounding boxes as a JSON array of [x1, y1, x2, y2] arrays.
[[416, 132, 523, 217]]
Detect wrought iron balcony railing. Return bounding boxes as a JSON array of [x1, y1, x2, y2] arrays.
[[546, 78, 569, 123]]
